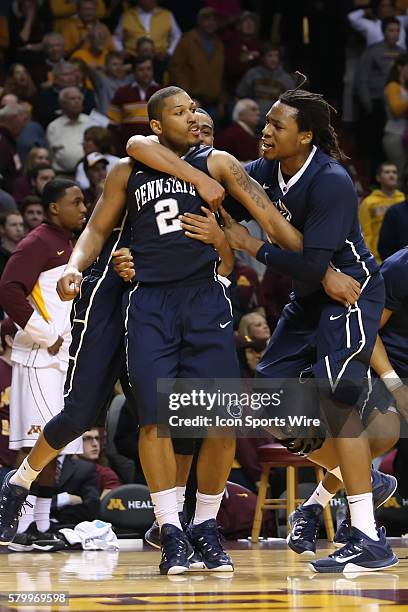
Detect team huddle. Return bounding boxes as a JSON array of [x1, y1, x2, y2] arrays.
[[0, 84, 407, 576]]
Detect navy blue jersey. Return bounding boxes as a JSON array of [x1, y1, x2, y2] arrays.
[[87, 212, 131, 276], [380, 247, 408, 375], [126, 145, 218, 284], [244, 147, 379, 294]]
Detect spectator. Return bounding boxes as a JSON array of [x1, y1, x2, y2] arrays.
[[235, 260, 266, 316], [0, 190, 18, 214], [237, 312, 270, 377], [0, 211, 24, 276], [0, 103, 25, 193], [46, 87, 92, 174], [29, 164, 56, 197], [8, 0, 46, 67], [383, 53, 408, 184], [0, 94, 47, 166], [355, 17, 404, 176], [25, 146, 51, 173], [82, 152, 108, 214], [75, 126, 119, 189], [119, 0, 181, 59], [224, 11, 262, 94], [70, 57, 97, 111], [348, 0, 408, 49], [0, 63, 38, 106], [108, 56, 160, 154], [36, 61, 77, 127], [136, 35, 166, 83], [359, 162, 405, 262], [215, 99, 260, 162], [170, 7, 224, 119], [0, 319, 18, 482], [20, 195, 44, 233], [80, 428, 121, 498], [31, 32, 66, 85], [378, 199, 408, 259], [62, 0, 113, 56], [52, 454, 100, 524], [236, 45, 295, 120], [49, 0, 106, 34], [72, 22, 111, 69], [89, 51, 133, 115]]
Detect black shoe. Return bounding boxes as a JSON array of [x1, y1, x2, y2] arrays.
[[159, 523, 192, 575], [7, 523, 38, 552], [0, 470, 30, 545], [187, 519, 234, 571], [33, 528, 68, 552]]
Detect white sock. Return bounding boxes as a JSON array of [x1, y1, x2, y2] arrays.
[[329, 466, 342, 481], [347, 492, 378, 540], [150, 487, 182, 530], [17, 494, 36, 533], [34, 497, 51, 533], [304, 482, 334, 508], [176, 486, 186, 514], [193, 490, 224, 525], [11, 458, 41, 490]]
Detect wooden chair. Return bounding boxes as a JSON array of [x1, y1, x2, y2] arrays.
[[251, 443, 335, 543]]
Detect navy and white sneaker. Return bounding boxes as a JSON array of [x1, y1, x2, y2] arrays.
[[187, 519, 233, 571], [0, 470, 30, 545], [287, 504, 322, 557], [7, 522, 38, 552], [334, 470, 398, 547], [310, 526, 398, 573], [159, 523, 194, 575], [145, 514, 204, 569]]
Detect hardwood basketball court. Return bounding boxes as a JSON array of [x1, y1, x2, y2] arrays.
[[0, 538, 407, 611]]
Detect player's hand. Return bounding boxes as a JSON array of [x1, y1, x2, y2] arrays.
[[219, 206, 249, 250], [69, 494, 83, 505], [48, 335, 63, 356], [179, 207, 224, 245], [194, 174, 225, 211], [57, 267, 82, 301], [112, 248, 135, 282], [392, 384, 408, 422], [321, 267, 361, 306]]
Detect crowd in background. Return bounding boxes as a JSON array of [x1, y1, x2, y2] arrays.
[[0, 0, 407, 537]]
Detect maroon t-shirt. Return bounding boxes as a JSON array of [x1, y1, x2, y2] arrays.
[[0, 359, 17, 467]]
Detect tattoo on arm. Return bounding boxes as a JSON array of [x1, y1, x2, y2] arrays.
[[227, 160, 267, 210]]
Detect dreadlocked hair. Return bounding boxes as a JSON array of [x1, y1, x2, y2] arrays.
[[279, 72, 347, 162]]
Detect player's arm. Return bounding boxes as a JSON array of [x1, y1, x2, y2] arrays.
[[371, 309, 408, 421], [126, 135, 225, 210], [57, 160, 131, 301], [179, 206, 234, 276], [207, 150, 302, 252]]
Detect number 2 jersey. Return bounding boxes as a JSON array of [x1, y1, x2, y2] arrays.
[[126, 145, 218, 284]]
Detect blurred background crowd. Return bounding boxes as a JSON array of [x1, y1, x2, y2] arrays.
[[0, 0, 407, 541]]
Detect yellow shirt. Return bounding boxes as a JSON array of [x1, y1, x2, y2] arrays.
[[51, 0, 106, 33], [62, 17, 113, 55], [122, 7, 173, 55], [71, 47, 109, 69], [359, 188, 405, 262]]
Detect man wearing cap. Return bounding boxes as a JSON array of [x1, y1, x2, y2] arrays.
[[82, 152, 109, 216], [170, 7, 224, 120]]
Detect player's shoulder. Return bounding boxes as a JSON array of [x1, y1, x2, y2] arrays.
[[310, 149, 354, 189], [245, 156, 276, 181], [382, 246, 408, 277], [109, 156, 135, 179]]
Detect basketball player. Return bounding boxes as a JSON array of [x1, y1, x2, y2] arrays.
[[284, 247, 408, 557], [0, 87, 303, 575], [124, 86, 400, 573], [0, 180, 86, 550]]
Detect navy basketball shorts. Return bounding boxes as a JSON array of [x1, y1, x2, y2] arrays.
[[256, 273, 385, 431], [44, 269, 133, 449], [124, 278, 240, 426]]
